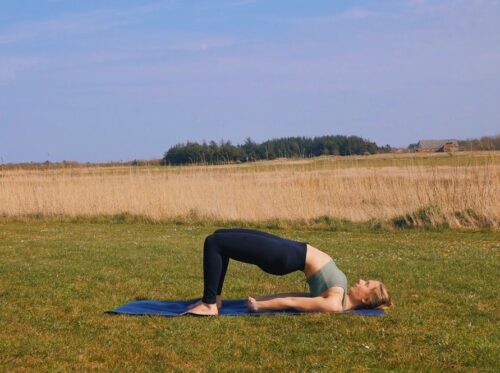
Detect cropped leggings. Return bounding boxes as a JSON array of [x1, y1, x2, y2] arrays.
[[202, 228, 307, 304]]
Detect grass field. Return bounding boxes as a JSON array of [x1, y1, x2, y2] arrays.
[[1, 220, 498, 371]]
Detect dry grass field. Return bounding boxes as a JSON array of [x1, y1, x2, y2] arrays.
[[1, 151, 499, 229]]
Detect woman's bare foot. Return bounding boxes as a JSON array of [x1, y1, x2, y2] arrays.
[[187, 296, 222, 310], [186, 302, 219, 316], [247, 296, 259, 312]]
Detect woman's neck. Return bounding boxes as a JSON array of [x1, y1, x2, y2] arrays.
[[344, 293, 361, 311]]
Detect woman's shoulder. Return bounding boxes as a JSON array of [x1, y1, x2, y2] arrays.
[[322, 288, 345, 312]]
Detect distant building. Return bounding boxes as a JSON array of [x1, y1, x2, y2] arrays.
[[416, 139, 459, 153]]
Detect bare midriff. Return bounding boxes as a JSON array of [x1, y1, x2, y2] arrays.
[[303, 244, 334, 279]]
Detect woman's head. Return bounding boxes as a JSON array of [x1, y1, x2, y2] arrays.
[[349, 279, 393, 310]]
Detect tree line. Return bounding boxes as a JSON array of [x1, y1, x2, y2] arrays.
[[161, 135, 391, 165], [458, 135, 500, 151]]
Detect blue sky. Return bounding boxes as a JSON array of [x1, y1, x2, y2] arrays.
[[0, 0, 499, 163]]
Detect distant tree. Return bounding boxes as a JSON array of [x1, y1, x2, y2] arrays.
[[162, 134, 392, 165], [240, 137, 259, 162], [458, 135, 500, 151]]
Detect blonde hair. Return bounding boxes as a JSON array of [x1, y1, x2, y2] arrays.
[[366, 281, 393, 310]]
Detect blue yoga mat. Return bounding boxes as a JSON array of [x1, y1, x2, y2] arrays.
[[107, 298, 384, 317]]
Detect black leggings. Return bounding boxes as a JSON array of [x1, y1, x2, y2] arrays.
[[202, 228, 307, 303]]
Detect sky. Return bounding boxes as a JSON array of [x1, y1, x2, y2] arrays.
[[0, 0, 499, 163]]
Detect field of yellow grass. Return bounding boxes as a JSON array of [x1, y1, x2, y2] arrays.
[[1, 151, 498, 228]]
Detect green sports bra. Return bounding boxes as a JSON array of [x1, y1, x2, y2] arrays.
[[307, 260, 348, 304]]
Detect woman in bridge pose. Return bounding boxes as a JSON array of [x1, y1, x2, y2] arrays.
[[187, 228, 392, 316]]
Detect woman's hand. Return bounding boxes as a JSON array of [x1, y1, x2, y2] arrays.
[[247, 296, 259, 312]]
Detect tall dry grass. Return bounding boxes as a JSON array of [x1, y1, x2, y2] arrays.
[[0, 152, 499, 228]]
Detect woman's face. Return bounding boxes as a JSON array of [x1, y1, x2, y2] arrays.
[[350, 279, 381, 303]]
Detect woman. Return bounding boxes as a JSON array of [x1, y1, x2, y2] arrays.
[[187, 228, 392, 316]]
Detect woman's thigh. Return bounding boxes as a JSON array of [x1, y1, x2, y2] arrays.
[[212, 230, 306, 275]]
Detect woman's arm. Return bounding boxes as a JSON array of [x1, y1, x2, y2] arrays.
[[254, 292, 311, 301], [247, 295, 342, 313]]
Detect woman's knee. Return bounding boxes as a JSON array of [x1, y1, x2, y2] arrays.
[[213, 229, 233, 237], [203, 234, 217, 252], [212, 230, 230, 244]]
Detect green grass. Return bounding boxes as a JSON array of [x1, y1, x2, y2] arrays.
[[0, 221, 498, 371]]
